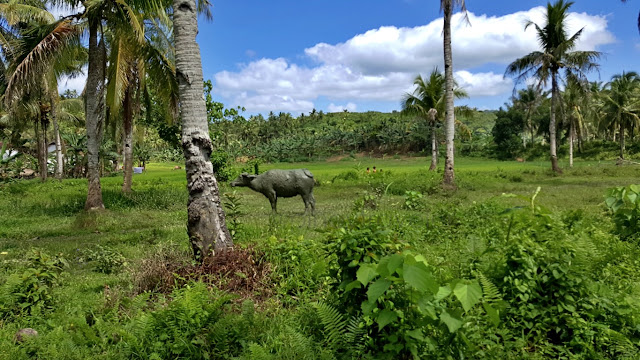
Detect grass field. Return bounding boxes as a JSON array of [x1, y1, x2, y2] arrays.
[[1, 157, 639, 359]]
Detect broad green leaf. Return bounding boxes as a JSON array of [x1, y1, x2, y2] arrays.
[[361, 300, 377, 314], [453, 281, 483, 312], [629, 184, 640, 194], [367, 279, 391, 302], [405, 329, 424, 340], [435, 286, 452, 300], [345, 280, 362, 292], [403, 262, 438, 294], [356, 264, 378, 285], [386, 253, 404, 275], [376, 309, 398, 330], [440, 308, 464, 333], [418, 298, 437, 320], [483, 303, 500, 326]]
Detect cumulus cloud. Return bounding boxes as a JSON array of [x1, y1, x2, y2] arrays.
[[214, 7, 614, 113]]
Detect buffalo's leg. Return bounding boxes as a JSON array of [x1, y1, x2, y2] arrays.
[[302, 193, 316, 216], [266, 191, 277, 213]]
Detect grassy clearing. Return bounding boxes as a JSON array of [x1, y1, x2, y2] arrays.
[[1, 157, 639, 359]]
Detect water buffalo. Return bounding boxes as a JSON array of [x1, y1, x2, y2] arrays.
[[230, 169, 315, 214]]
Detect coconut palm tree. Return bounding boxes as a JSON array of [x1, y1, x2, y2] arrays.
[[440, 0, 467, 188], [601, 71, 640, 159], [3, 5, 84, 181], [173, 0, 232, 260], [401, 68, 467, 171], [512, 85, 546, 147], [561, 76, 589, 167], [505, 0, 601, 173], [104, 11, 176, 193]]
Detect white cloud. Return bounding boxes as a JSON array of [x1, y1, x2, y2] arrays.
[[214, 7, 614, 113], [328, 102, 357, 113], [58, 73, 86, 95], [454, 71, 513, 97]]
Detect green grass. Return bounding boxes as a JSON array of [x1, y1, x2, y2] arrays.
[[1, 157, 639, 359]]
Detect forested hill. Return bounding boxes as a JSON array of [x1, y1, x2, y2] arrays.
[[205, 108, 497, 163]]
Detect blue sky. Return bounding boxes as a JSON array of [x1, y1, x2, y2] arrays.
[[193, 0, 639, 116]]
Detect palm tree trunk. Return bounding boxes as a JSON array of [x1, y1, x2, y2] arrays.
[[569, 120, 574, 168], [122, 86, 134, 193], [35, 119, 44, 181], [619, 121, 625, 159], [51, 93, 63, 179], [442, 1, 456, 188], [429, 109, 438, 171], [84, 19, 106, 210], [430, 125, 438, 171], [173, 0, 232, 261], [550, 73, 562, 173]]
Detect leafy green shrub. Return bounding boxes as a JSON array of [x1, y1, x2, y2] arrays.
[[79, 245, 126, 274], [223, 190, 245, 238], [324, 215, 404, 313], [605, 184, 640, 241], [258, 235, 326, 302], [352, 191, 379, 212], [126, 282, 233, 359], [492, 209, 638, 357], [331, 170, 360, 182], [0, 250, 68, 318], [211, 149, 233, 182], [153, 148, 183, 163], [402, 190, 424, 210], [323, 216, 487, 358]]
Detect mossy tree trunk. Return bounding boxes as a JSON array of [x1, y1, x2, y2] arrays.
[[173, 0, 232, 261]]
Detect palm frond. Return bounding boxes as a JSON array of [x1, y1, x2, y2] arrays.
[[0, 1, 54, 26], [5, 20, 80, 105]]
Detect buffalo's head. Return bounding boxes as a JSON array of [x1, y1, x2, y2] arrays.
[[230, 173, 257, 187]]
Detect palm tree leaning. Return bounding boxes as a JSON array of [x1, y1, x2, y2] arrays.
[[173, 0, 232, 261], [440, 0, 468, 189], [601, 71, 640, 159], [401, 68, 467, 171], [506, 0, 601, 173]]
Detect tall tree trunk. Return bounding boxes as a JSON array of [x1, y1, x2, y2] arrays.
[[550, 72, 562, 173], [173, 0, 232, 261], [429, 109, 438, 171], [35, 119, 45, 181], [442, 1, 456, 188], [51, 93, 63, 179], [122, 86, 134, 193], [569, 120, 574, 168], [619, 121, 625, 159], [84, 19, 106, 210], [528, 109, 535, 146], [577, 122, 584, 153]]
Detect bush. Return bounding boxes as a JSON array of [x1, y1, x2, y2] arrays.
[[0, 250, 68, 318], [211, 150, 233, 182], [402, 190, 424, 210], [79, 245, 126, 274], [153, 148, 183, 163], [605, 184, 640, 241], [126, 282, 234, 359]]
